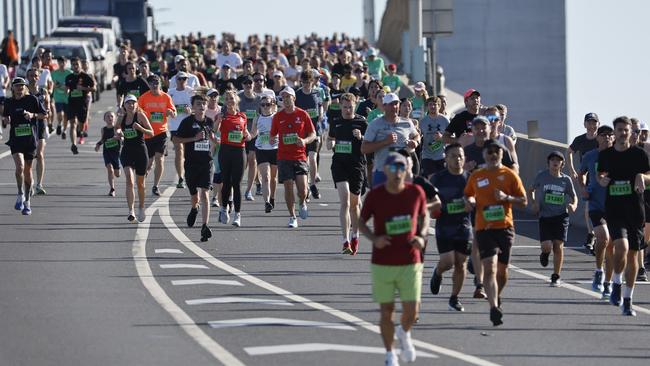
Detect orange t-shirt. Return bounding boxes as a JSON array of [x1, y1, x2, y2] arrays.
[[464, 166, 526, 231], [138, 91, 175, 138]]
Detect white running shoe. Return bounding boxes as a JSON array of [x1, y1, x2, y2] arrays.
[[244, 191, 254, 201], [288, 216, 298, 228], [299, 203, 309, 220], [232, 212, 241, 227], [137, 207, 146, 223], [211, 196, 219, 207], [220, 208, 230, 224], [385, 351, 400, 366], [396, 325, 416, 363]]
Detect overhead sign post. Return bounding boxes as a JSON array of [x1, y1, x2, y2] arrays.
[[422, 0, 454, 96]]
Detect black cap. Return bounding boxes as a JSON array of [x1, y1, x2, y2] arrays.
[[597, 125, 613, 135], [241, 75, 253, 83], [11, 77, 27, 86], [482, 138, 506, 151], [584, 112, 599, 122], [547, 150, 565, 161]]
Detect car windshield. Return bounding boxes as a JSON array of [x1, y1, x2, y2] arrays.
[[58, 19, 111, 30], [51, 31, 104, 48], [46, 46, 87, 60]]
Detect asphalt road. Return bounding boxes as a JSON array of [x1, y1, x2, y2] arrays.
[[0, 90, 648, 366]]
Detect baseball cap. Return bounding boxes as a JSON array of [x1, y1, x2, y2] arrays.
[[472, 115, 490, 126], [547, 150, 565, 161], [272, 70, 283, 78], [174, 54, 185, 63], [463, 88, 480, 100], [260, 89, 276, 99], [597, 125, 613, 135], [222, 63, 231, 69], [382, 93, 399, 105], [241, 75, 253, 84], [388, 63, 397, 70], [147, 74, 161, 83], [280, 87, 295, 98], [584, 112, 599, 122], [483, 138, 506, 151], [207, 88, 219, 97], [640, 122, 649, 131], [176, 71, 189, 79], [367, 48, 376, 56], [413, 81, 426, 91], [384, 152, 407, 167], [123, 94, 138, 104], [311, 69, 321, 79], [12, 77, 27, 86]]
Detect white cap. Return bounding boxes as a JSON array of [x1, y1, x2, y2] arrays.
[[124, 94, 138, 103], [311, 69, 321, 79], [367, 48, 376, 56], [272, 70, 283, 77], [174, 54, 186, 63], [413, 81, 426, 91], [207, 88, 219, 96], [176, 71, 189, 79], [382, 93, 399, 105], [280, 86, 295, 98], [260, 89, 276, 99], [640, 121, 649, 131]]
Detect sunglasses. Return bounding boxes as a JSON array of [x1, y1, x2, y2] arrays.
[[388, 164, 406, 173], [254, 79, 264, 82], [486, 115, 501, 122], [261, 103, 273, 107], [632, 129, 640, 134], [243, 81, 253, 85], [598, 133, 614, 138], [178, 77, 187, 81]]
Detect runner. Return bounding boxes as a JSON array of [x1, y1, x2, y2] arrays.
[[51, 56, 71, 137], [117, 62, 150, 107], [115, 95, 153, 222], [238, 75, 262, 200], [79, 59, 95, 144], [250, 94, 279, 213], [205, 89, 223, 208], [578, 125, 615, 298], [529, 151, 577, 286], [64, 57, 95, 155], [464, 139, 527, 325], [139, 74, 176, 196], [419, 96, 449, 178], [597, 116, 650, 316], [94, 111, 121, 196], [172, 94, 217, 242], [215, 90, 250, 227], [269, 87, 316, 228], [168, 71, 194, 188], [327, 93, 367, 255], [294, 70, 323, 199], [629, 119, 649, 282], [2, 77, 47, 215], [26, 68, 50, 195], [0, 63, 8, 139], [429, 143, 473, 311], [359, 152, 429, 366]]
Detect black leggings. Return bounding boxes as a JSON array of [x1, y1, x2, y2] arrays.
[[219, 144, 246, 212]]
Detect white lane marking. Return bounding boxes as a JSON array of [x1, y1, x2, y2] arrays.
[[318, 203, 328, 207], [208, 318, 355, 331], [0, 150, 11, 160], [244, 343, 437, 358], [132, 188, 245, 366], [155, 248, 183, 254], [186, 297, 294, 306], [158, 195, 502, 366], [573, 280, 650, 286], [160, 264, 208, 269], [509, 264, 650, 315], [171, 279, 244, 287]]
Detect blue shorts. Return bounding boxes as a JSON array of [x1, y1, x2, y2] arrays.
[[103, 148, 120, 170], [55, 102, 67, 113]]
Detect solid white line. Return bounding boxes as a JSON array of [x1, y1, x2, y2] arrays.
[[208, 318, 356, 331], [155, 248, 183, 254], [159, 195, 502, 366], [572, 280, 650, 285], [171, 279, 244, 287], [160, 264, 208, 269], [186, 297, 294, 306], [244, 343, 437, 358], [132, 188, 245, 366], [0, 149, 11, 160], [509, 264, 650, 315]]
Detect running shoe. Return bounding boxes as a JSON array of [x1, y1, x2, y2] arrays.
[[137, 207, 146, 223], [309, 184, 321, 199], [610, 283, 622, 306], [48, 124, 54, 134], [448, 296, 464, 312], [385, 352, 399, 366], [350, 236, 359, 255], [550, 273, 561, 287], [34, 184, 47, 195], [473, 285, 487, 299], [56, 125, 62, 135], [396, 325, 416, 363], [14, 194, 24, 211], [490, 307, 503, 326], [61, 131, 66, 139], [152, 185, 160, 196], [622, 298, 636, 316], [232, 212, 241, 227], [467, 258, 475, 275], [299, 203, 309, 220], [219, 208, 230, 224], [245, 190, 254, 201], [176, 178, 185, 188], [82, 131, 88, 138], [636, 267, 648, 282], [255, 183, 262, 196], [539, 252, 550, 267], [71, 144, 78, 155], [79, 136, 85, 145], [264, 201, 273, 213], [341, 241, 352, 255], [109, 188, 116, 197], [211, 196, 219, 207], [288, 216, 298, 228], [187, 206, 198, 227], [270, 198, 275, 209], [315, 174, 322, 183], [602, 282, 612, 300], [592, 270, 604, 293], [128, 212, 136, 222], [429, 268, 442, 295], [200, 224, 212, 242], [584, 233, 595, 255], [21, 201, 32, 215]]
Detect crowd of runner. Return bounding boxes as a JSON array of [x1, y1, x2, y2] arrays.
[[2, 32, 649, 366]]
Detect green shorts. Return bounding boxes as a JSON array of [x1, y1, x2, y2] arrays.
[[371, 263, 423, 304]]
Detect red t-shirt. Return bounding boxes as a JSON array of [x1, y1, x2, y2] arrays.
[[360, 183, 427, 265], [219, 112, 248, 148], [270, 108, 314, 161]]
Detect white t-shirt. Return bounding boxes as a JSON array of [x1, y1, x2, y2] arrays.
[[38, 68, 52, 89], [216, 52, 243, 69], [168, 86, 194, 131], [168, 73, 200, 91], [284, 65, 302, 88], [0, 64, 9, 97]]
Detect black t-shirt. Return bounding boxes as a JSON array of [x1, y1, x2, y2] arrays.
[[117, 77, 150, 98], [331, 63, 346, 77], [430, 169, 472, 240], [413, 175, 438, 201], [328, 115, 367, 165], [356, 99, 375, 118], [113, 62, 127, 84], [176, 115, 214, 164], [446, 110, 477, 138], [463, 142, 515, 171], [569, 133, 598, 162], [101, 126, 121, 151], [65, 72, 95, 103], [3, 95, 46, 149], [295, 87, 321, 132], [598, 145, 650, 223]]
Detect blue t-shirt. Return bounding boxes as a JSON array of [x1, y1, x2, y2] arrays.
[[430, 169, 472, 241], [580, 148, 606, 212]]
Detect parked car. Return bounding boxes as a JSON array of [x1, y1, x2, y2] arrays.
[[57, 15, 122, 45]]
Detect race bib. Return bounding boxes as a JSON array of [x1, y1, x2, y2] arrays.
[[446, 199, 466, 214], [283, 133, 298, 145], [194, 141, 210, 151], [609, 180, 632, 196], [428, 140, 444, 152], [544, 192, 564, 205], [258, 132, 270, 145], [245, 110, 257, 119], [175, 104, 187, 114], [150, 111, 164, 123], [123, 128, 138, 139], [104, 138, 119, 149], [129, 90, 140, 97], [385, 215, 412, 236], [483, 205, 505, 222], [71, 90, 83, 97], [411, 110, 423, 119], [329, 103, 341, 111], [307, 108, 318, 119], [334, 140, 352, 154], [228, 130, 243, 143], [14, 124, 32, 137]]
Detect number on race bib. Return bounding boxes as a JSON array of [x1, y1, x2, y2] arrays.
[[334, 140, 352, 154], [150, 112, 164, 123], [123, 129, 138, 139], [609, 181, 632, 196], [14, 124, 32, 137], [283, 133, 298, 145], [483, 205, 505, 221], [104, 139, 119, 148], [258, 133, 270, 145], [446, 199, 465, 214], [228, 130, 243, 143], [385, 215, 412, 236], [194, 141, 210, 151], [544, 192, 564, 205]]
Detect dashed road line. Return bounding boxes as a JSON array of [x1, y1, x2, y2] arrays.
[[186, 297, 294, 306], [208, 318, 356, 331], [244, 343, 438, 358], [155, 248, 184, 254], [160, 263, 208, 269], [171, 279, 244, 287]]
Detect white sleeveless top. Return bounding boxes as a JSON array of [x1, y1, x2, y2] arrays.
[[255, 113, 278, 150]]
